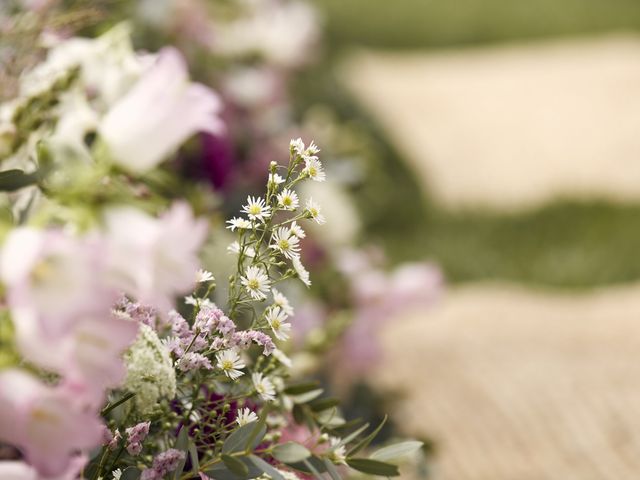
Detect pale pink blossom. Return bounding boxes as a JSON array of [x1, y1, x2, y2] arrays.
[[100, 47, 223, 173], [0, 455, 86, 480], [0, 227, 115, 337], [12, 308, 138, 403], [0, 370, 103, 478], [104, 202, 207, 311]]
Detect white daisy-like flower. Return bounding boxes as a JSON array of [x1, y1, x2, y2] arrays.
[[272, 348, 293, 368], [241, 265, 271, 300], [227, 241, 256, 258], [185, 295, 213, 307], [272, 288, 294, 316], [265, 306, 291, 341], [302, 157, 326, 182], [269, 173, 285, 186], [328, 437, 347, 465], [305, 140, 320, 156], [276, 188, 299, 211], [289, 221, 306, 239], [241, 196, 271, 222], [216, 349, 245, 380], [197, 269, 215, 283], [292, 256, 311, 287], [112, 469, 123, 480], [290, 138, 305, 156], [226, 216, 252, 231], [236, 407, 259, 426], [252, 372, 276, 401], [270, 227, 300, 259], [304, 198, 326, 225]]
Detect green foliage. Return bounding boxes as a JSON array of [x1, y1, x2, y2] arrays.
[[316, 0, 640, 51]]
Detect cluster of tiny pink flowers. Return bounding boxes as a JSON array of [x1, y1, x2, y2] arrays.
[[232, 330, 276, 356], [116, 296, 158, 330], [126, 421, 151, 456], [140, 448, 186, 480]]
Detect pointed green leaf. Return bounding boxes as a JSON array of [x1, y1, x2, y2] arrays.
[[249, 454, 284, 480], [172, 426, 190, 480], [223, 422, 266, 454], [347, 458, 400, 477], [290, 388, 323, 404], [370, 441, 424, 462], [223, 454, 250, 476], [272, 442, 312, 463], [347, 415, 387, 456], [323, 459, 342, 480], [284, 381, 321, 395]]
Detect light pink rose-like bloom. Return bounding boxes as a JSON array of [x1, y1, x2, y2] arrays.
[[104, 202, 207, 312], [0, 455, 86, 480], [0, 227, 115, 337], [0, 370, 103, 478], [99, 47, 224, 173], [12, 308, 138, 403]]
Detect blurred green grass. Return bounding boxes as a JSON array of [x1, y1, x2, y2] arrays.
[[300, 0, 640, 288], [316, 0, 640, 50]]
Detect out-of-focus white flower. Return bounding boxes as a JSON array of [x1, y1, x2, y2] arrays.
[[292, 256, 311, 287], [236, 408, 258, 426], [222, 67, 279, 108], [241, 196, 271, 222], [265, 306, 291, 341], [124, 325, 177, 415], [276, 188, 299, 210], [227, 241, 256, 258], [304, 198, 325, 225], [212, 0, 319, 67], [272, 288, 294, 316], [216, 349, 245, 380], [302, 157, 325, 182], [241, 266, 271, 300], [226, 217, 253, 231], [252, 372, 276, 402], [270, 227, 300, 260], [100, 47, 223, 173], [269, 173, 285, 186], [289, 221, 306, 239], [197, 269, 215, 283], [328, 437, 347, 465], [0, 227, 114, 337], [104, 202, 207, 312], [272, 348, 293, 368]]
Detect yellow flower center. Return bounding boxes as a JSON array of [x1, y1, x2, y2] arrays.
[[222, 360, 234, 370], [248, 279, 259, 290]]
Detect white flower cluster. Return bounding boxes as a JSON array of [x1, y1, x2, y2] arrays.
[[123, 324, 177, 415]]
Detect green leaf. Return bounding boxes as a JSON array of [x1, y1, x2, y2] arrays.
[[284, 381, 321, 395], [223, 454, 250, 476], [370, 441, 424, 462], [0, 169, 40, 192], [335, 423, 369, 448], [272, 442, 312, 463], [287, 455, 328, 474], [173, 426, 190, 480], [249, 454, 284, 480], [204, 460, 262, 480], [189, 442, 200, 473], [120, 467, 141, 480], [348, 415, 387, 456], [223, 422, 266, 454], [323, 459, 342, 480], [290, 388, 324, 404], [324, 458, 341, 480], [346, 458, 400, 477], [309, 397, 340, 412], [302, 458, 325, 480]]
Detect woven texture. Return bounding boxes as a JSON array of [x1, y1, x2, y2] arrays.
[[376, 284, 640, 479]]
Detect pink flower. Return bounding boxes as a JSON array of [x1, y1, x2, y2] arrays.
[[0, 227, 115, 337], [0, 455, 86, 480], [104, 202, 208, 312], [126, 421, 150, 456], [100, 47, 224, 173], [0, 370, 103, 478], [12, 308, 138, 403]]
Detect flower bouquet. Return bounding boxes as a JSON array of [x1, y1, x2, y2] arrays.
[[0, 19, 423, 480]]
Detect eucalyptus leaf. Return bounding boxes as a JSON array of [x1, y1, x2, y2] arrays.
[[249, 454, 284, 480], [323, 459, 342, 480], [223, 422, 266, 454], [290, 388, 323, 404], [172, 426, 189, 480], [272, 442, 312, 463], [348, 415, 387, 456], [205, 459, 262, 480], [0, 169, 40, 192], [302, 458, 325, 480], [346, 458, 400, 477], [284, 381, 321, 395], [189, 442, 200, 473], [309, 397, 340, 412], [370, 441, 424, 462], [120, 467, 141, 480], [223, 454, 250, 476]]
